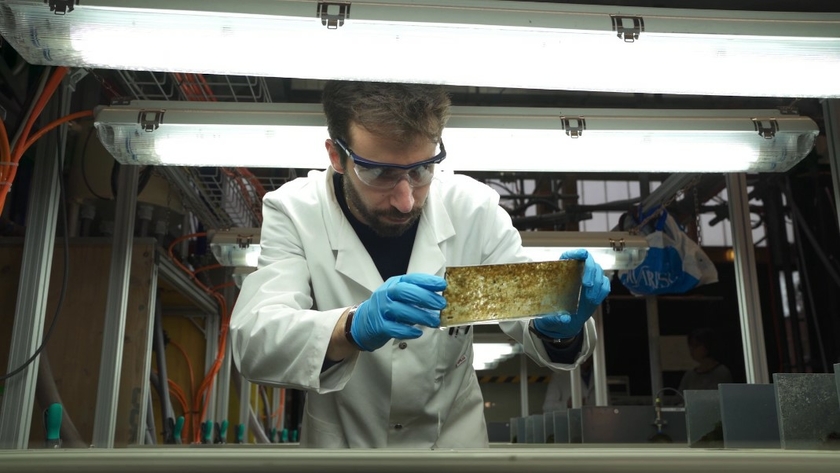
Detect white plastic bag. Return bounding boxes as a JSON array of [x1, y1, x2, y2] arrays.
[[618, 207, 718, 296]]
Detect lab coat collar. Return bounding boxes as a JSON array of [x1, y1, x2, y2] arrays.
[[323, 168, 455, 293]]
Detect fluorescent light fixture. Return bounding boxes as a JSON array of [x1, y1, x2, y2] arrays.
[[520, 231, 648, 271], [208, 228, 261, 267], [473, 343, 521, 371], [232, 267, 256, 289], [93, 101, 819, 173], [2, 0, 840, 97]]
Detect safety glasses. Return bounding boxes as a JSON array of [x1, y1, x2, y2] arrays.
[[333, 138, 446, 190]]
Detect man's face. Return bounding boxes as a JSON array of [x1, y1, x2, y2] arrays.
[[326, 125, 436, 238]]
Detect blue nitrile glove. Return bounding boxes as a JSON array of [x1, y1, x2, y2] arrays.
[[350, 273, 447, 351], [533, 249, 611, 340]]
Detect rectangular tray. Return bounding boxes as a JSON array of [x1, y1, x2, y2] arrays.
[[440, 259, 584, 327]]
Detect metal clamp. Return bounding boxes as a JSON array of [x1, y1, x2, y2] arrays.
[[610, 15, 644, 43], [752, 119, 779, 139], [46, 0, 78, 15], [609, 238, 626, 252], [560, 116, 586, 138], [317, 1, 351, 29], [236, 235, 253, 249], [66, 68, 88, 92], [137, 110, 165, 132]]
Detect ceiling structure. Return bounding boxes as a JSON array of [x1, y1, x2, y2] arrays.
[[0, 0, 835, 233]]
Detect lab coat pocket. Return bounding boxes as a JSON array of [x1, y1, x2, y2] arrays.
[[301, 404, 349, 448], [435, 327, 472, 379]]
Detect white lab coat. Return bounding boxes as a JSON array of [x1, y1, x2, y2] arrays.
[[230, 168, 596, 448]]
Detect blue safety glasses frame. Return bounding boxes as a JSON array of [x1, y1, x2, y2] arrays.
[[333, 137, 447, 190]]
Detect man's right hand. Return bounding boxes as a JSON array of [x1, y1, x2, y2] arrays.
[[350, 273, 447, 351]]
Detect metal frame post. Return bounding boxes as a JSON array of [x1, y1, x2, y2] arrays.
[[91, 165, 140, 448], [646, 296, 663, 399], [203, 312, 220, 442], [519, 353, 529, 417], [726, 173, 770, 384], [0, 98, 62, 449], [825, 99, 840, 234], [213, 278, 235, 442], [592, 306, 609, 406], [237, 373, 252, 443], [570, 366, 583, 408]]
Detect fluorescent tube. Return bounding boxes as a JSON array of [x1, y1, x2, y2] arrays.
[[93, 101, 819, 173], [1, 0, 840, 97]]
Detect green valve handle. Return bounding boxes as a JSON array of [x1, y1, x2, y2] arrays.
[[235, 424, 246, 444], [280, 428, 288, 443], [219, 420, 228, 444], [202, 421, 213, 444], [173, 416, 184, 444], [44, 403, 62, 448]]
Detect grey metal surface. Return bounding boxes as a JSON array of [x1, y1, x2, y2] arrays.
[[773, 373, 840, 450], [683, 390, 723, 448], [580, 406, 687, 444], [719, 383, 780, 449], [548, 411, 570, 444], [725, 173, 770, 384], [568, 408, 582, 444], [509, 417, 526, 444], [0, 97, 63, 449], [92, 165, 140, 448], [3, 447, 840, 473], [525, 414, 546, 443]]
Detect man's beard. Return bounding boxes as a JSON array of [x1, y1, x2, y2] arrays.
[[343, 176, 423, 237]]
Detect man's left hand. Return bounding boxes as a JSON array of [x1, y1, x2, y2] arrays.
[[533, 249, 611, 340]]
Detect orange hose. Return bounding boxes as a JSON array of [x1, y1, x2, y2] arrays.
[[0, 67, 68, 214], [168, 340, 196, 414], [17, 110, 94, 158], [0, 117, 11, 184]]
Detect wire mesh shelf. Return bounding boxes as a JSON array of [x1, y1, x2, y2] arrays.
[[112, 71, 279, 230], [116, 71, 273, 103]]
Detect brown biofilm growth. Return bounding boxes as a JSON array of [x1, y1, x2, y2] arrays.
[[440, 260, 584, 327]]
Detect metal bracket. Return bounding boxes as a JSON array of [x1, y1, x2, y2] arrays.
[[137, 109, 165, 132], [46, 0, 78, 15], [609, 238, 626, 252], [610, 15, 644, 43], [236, 235, 253, 249], [317, 2, 351, 29], [752, 119, 778, 139], [65, 68, 88, 92], [777, 105, 799, 115], [110, 97, 132, 106], [560, 116, 586, 138]]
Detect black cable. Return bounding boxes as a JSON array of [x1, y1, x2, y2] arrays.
[[80, 127, 109, 200], [0, 155, 70, 381]]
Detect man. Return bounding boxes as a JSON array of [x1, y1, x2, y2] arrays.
[[229, 81, 611, 448]]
